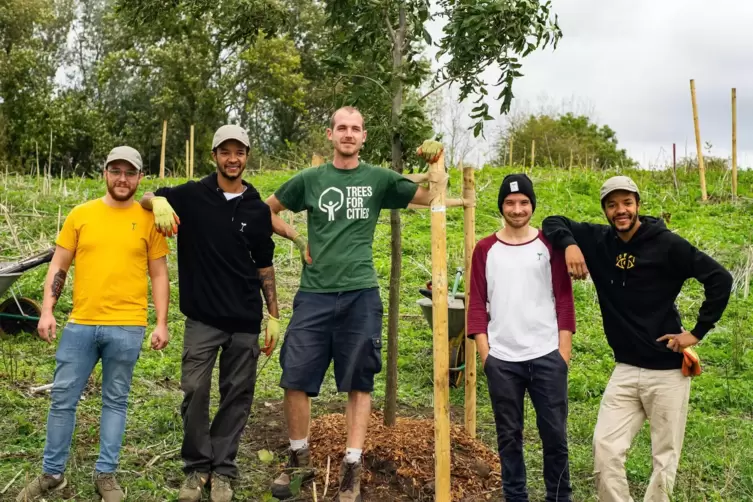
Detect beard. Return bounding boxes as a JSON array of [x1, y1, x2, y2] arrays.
[[334, 141, 360, 158], [503, 212, 531, 229], [217, 162, 245, 181], [107, 182, 137, 202], [609, 212, 639, 233]]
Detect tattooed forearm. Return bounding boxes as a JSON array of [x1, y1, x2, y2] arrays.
[[51, 270, 67, 300], [258, 266, 279, 318]]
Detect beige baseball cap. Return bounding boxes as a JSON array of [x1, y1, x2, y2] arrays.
[[600, 175, 639, 201], [212, 124, 250, 150], [105, 146, 142, 171]]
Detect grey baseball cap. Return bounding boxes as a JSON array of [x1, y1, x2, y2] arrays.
[[600, 175, 640, 201], [212, 124, 250, 150], [105, 146, 142, 171]]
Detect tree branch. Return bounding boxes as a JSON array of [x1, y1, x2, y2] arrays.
[[385, 12, 396, 45], [418, 78, 453, 102]]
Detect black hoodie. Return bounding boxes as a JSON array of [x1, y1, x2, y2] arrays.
[[155, 173, 274, 334], [542, 215, 732, 370]]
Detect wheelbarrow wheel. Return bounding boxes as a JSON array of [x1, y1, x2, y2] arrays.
[[0, 297, 42, 336], [449, 339, 465, 389]]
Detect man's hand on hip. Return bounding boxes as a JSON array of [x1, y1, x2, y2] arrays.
[[657, 331, 699, 353], [151, 324, 170, 350], [152, 196, 181, 237], [262, 315, 281, 356], [565, 245, 589, 280]]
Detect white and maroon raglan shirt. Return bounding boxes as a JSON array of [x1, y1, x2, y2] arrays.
[[467, 230, 576, 362]]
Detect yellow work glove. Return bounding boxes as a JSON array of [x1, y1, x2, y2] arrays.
[[416, 140, 444, 164], [152, 196, 180, 237], [293, 234, 311, 265], [262, 315, 280, 356]]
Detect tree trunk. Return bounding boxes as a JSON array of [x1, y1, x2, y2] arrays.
[[384, 5, 406, 428]]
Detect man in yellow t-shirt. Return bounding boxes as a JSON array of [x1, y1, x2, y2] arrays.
[[16, 146, 170, 502]]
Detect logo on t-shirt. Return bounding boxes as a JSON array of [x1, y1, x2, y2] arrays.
[[615, 253, 635, 269], [319, 187, 344, 221], [132, 222, 136, 230], [318, 186, 373, 221]]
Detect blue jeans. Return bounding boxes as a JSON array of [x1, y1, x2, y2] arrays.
[[42, 323, 145, 475]]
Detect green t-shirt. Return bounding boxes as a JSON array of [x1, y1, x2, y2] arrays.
[[275, 162, 419, 292]]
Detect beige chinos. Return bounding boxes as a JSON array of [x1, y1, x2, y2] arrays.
[[593, 363, 691, 502]]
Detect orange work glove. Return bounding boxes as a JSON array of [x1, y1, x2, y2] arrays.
[[682, 347, 702, 377]]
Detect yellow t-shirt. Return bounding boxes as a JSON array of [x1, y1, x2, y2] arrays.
[[56, 199, 169, 326]]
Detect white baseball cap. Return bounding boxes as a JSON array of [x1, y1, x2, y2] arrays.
[[212, 125, 250, 150], [105, 146, 142, 171]]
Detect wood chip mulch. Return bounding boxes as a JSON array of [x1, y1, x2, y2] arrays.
[[308, 411, 501, 501]]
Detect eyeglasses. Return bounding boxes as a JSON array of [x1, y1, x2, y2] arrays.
[[106, 167, 139, 178]]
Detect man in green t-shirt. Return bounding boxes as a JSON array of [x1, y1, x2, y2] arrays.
[[266, 106, 435, 502]]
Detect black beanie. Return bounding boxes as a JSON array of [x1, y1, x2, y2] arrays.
[[498, 173, 536, 214]]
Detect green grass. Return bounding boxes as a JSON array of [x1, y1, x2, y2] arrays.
[[1, 165, 753, 500]]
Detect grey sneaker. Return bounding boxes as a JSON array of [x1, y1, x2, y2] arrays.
[[178, 472, 208, 502], [94, 472, 125, 502], [210, 473, 233, 502], [15, 473, 67, 501], [334, 459, 363, 502], [270, 447, 315, 500]]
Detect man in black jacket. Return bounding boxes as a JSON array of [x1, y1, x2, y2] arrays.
[[542, 175, 732, 502], [141, 125, 279, 502]]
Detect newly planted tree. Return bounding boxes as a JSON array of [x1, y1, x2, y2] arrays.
[[325, 0, 562, 429]]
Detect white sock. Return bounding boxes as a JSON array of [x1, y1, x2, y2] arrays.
[[290, 437, 308, 451], [345, 448, 362, 464], [49, 473, 62, 480]]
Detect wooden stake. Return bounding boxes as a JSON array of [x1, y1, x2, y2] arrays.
[[689, 79, 707, 201], [462, 163, 476, 439], [569, 149, 573, 172], [159, 120, 167, 179], [672, 143, 679, 193], [189, 125, 195, 179], [48, 129, 53, 195], [508, 137, 513, 166], [185, 140, 190, 178], [429, 151, 451, 501], [732, 88, 738, 200], [530, 139, 535, 170]]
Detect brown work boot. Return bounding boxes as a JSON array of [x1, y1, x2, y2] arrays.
[[16, 473, 66, 501], [94, 472, 125, 502], [270, 447, 315, 500], [334, 459, 363, 502], [210, 473, 233, 502], [178, 471, 209, 502]]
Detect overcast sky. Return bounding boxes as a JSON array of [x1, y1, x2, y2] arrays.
[[427, 0, 753, 168]]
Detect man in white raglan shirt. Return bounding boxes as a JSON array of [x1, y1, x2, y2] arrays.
[[467, 173, 576, 502]]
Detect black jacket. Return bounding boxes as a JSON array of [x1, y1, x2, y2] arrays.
[[155, 173, 275, 334], [542, 215, 732, 369]]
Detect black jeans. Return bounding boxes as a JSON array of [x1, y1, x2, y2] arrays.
[[484, 349, 571, 502], [180, 318, 260, 478]]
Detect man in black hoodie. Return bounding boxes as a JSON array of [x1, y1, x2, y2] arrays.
[[542, 175, 732, 502], [140, 125, 279, 502]]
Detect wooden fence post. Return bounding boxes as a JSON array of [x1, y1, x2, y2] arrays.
[[463, 164, 476, 439], [690, 79, 708, 201], [189, 124, 195, 179], [429, 150, 450, 502], [732, 88, 738, 200], [159, 120, 167, 179]]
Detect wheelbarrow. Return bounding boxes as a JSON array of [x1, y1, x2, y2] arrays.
[[0, 248, 54, 335], [417, 268, 467, 388]]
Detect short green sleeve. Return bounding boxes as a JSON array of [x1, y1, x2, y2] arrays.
[[274, 171, 307, 213], [381, 168, 419, 209]]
